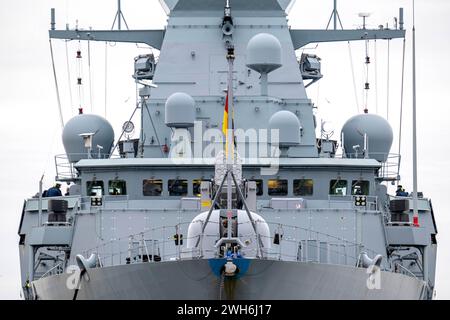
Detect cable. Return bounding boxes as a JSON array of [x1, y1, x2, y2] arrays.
[[64, 40, 73, 111], [320, 7, 361, 115], [88, 38, 93, 113], [348, 42, 360, 113], [335, 12, 360, 114], [49, 39, 64, 129]]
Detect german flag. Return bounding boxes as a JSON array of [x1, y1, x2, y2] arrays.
[[222, 88, 236, 156], [222, 89, 232, 156], [222, 89, 229, 134]]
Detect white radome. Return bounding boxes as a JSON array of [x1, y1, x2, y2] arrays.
[[187, 209, 271, 258]]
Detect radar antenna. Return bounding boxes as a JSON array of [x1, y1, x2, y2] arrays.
[[122, 121, 135, 140], [326, 0, 341, 30], [358, 12, 371, 30], [321, 120, 334, 140], [111, 0, 129, 30]]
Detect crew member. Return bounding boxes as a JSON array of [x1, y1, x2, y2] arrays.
[[24, 279, 31, 298], [395, 185, 408, 197], [45, 183, 62, 197]]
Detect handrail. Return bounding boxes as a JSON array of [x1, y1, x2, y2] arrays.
[[337, 152, 401, 181], [39, 262, 63, 279], [78, 220, 384, 270], [394, 262, 420, 280], [54, 153, 122, 180]]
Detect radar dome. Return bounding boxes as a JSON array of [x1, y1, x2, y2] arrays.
[[62, 113, 115, 163], [246, 33, 282, 74], [341, 113, 393, 162], [165, 92, 196, 128], [269, 110, 301, 146]]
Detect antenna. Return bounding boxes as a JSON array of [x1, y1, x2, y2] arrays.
[[321, 120, 334, 139], [79, 132, 96, 158], [111, 0, 129, 30], [358, 12, 371, 29], [412, 4, 428, 288], [122, 120, 135, 139], [326, 0, 341, 30], [38, 173, 45, 226], [97, 145, 104, 158], [412, 0, 419, 228], [333, 0, 337, 30]]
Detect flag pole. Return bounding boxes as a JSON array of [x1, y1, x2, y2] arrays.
[[412, 0, 419, 227], [226, 46, 235, 240]]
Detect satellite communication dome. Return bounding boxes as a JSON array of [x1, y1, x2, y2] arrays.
[[62, 113, 115, 163], [341, 113, 393, 162], [246, 33, 282, 74], [269, 110, 301, 146], [165, 92, 196, 128]]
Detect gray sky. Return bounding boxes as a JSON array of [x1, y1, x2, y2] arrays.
[[0, 0, 449, 299]]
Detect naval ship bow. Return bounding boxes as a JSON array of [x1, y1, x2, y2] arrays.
[[18, 0, 437, 299]]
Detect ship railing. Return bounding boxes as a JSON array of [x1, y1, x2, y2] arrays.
[[261, 221, 382, 266], [79, 220, 384, 271], [54, 154, 78, 181], [378, 153, 401, 182], [341, 152, 401, 182], [38, 262, 63, 280], [393, 262, 420, 280], [54, 153, 121, 181]]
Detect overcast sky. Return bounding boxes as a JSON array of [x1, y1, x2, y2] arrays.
[[0, 0, 449, 299]]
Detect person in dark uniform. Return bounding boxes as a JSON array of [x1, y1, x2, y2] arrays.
[[24, 279, 31, 298], [395, 185, 408, 197], [46, 183, 62, 197]]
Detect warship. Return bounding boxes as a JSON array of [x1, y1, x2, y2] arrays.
[[17, 0, 438, 300]]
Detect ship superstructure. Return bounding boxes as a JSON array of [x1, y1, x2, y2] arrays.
[[17, 0, 437, 299]]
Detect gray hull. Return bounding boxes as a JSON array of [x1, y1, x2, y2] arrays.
[[31, 259, 426, 300]]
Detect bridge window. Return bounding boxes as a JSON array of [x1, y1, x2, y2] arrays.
[[352, 180, 370, 195], [329, 179, 347, 196], [87, 181, 104, 197], [268, 179, 288, 196], [293, 179, 314, 196], [250, 179, 263, 196], [168, 179, 188, 196], [193, 179, 210, 197], [108, 180, 127, 195], [143, 179, 163, 196], [193, 180, 201, 197]]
